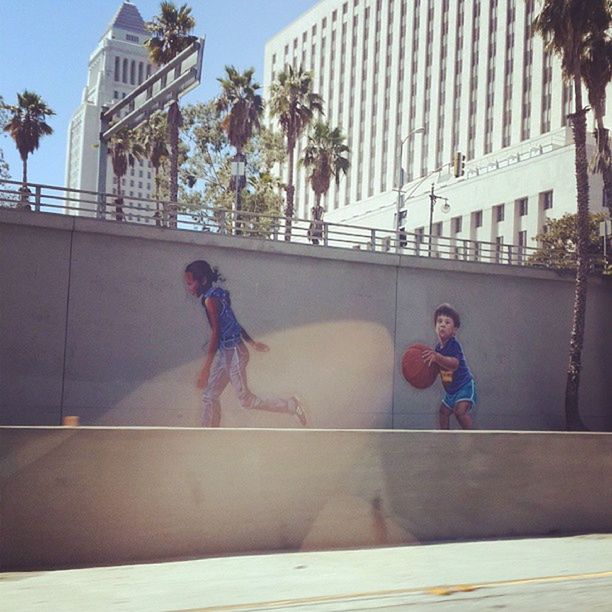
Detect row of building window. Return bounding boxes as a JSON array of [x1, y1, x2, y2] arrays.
[[113, 56, 152, 86], [271, 2, 569, 214], [443, 190, 553, 236]]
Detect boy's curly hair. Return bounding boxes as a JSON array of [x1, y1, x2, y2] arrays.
[[434, 303, 461, 328]]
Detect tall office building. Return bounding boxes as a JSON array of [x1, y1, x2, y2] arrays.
[[264, 0, 610, 250], [65, 2, 156, 222]]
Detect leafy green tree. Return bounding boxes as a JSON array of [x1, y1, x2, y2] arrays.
[[528, 212, 609, 273], [534, 0, 611, 430], [137, 112, 169, 222], [269, 65, 324, 241], [216, 65, 264, 230], [2, 90, 54, 207], [240, 172, 284, 238], [0, 96, 10, 183], [180, 102, 284, 234], [107, 128, 145, 221], [145, 1, 196, 226]]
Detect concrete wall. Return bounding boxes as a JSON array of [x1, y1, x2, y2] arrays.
[[2, 427, 611, 570], [1, 209, 611, 430]]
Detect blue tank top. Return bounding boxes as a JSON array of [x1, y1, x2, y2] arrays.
[[203, 286, 243, 348]]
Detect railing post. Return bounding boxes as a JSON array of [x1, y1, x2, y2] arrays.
[[370, 228, 376, 251], [34, 185, 42, 212], [323, 222, 329, 246]]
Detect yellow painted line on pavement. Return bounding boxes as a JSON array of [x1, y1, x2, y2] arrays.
[[182, 569, 612, 611]]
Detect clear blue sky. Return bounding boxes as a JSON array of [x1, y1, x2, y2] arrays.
[[0, 0, 316, 187]]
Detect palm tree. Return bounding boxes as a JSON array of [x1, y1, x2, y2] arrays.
[[269, 65, 324, 241], [145, 1, 196, 227], [534, 0, 611, 430], [302, 121, 349, 244], [2, 90, 54, 207], [139, 113, 169, 224], [216, 65, 264, 233], [107, 128, 145, 221], [582, 29, 612, 207]]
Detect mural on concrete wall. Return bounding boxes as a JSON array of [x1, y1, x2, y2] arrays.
[[402, 303, 477, 431], [184, 259, 308, 428]]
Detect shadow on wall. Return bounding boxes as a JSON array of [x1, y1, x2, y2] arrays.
[[87, 320, 395, 429]]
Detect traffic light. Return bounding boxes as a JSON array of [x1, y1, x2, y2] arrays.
[[453, 151, 466, 177]]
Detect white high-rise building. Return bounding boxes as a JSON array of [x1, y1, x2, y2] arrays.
[[264, 0, 610, 252], [65, 2, 156, 222]]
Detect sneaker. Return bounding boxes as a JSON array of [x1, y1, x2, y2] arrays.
[[290, 396, 308, 427]]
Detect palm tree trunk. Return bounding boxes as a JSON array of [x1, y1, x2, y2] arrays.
[[115, 177, 124, 222], [565, 78, 590, 431], [168, 100, 180, 229], [284, 141, 295, 242], [154, 168, 162, 227], [18, 156, 30, 210], [595, 115, 612, 208]]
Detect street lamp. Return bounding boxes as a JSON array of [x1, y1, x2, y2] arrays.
[[396, 127, 425, 245], [428, 183, 450, 257]]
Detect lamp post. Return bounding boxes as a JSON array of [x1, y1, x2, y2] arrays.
[[396, 127, 425, 250], [428, 182, 450, 257]]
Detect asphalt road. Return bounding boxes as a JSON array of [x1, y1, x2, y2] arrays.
[[1, 535, 611, 611]]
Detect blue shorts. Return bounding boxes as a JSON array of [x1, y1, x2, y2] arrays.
[[442, 379, 477, 411]]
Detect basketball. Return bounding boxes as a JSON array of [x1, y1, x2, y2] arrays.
[[401, 343, 439, 389]]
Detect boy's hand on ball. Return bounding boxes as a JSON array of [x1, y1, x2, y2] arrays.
[[421, 348, 437, 366]]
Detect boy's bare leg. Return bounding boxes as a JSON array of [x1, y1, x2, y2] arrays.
[[439, 404, 451, 429], [454, 401, 473, 430]]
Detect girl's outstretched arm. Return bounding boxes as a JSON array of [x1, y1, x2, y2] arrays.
[[197, 296, 221, 388], [241, 327, 269, 352]]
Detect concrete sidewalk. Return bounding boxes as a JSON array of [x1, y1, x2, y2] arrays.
[[1, 535, 612, 610]]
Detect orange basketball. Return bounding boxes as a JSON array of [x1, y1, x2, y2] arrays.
[[401, 343, 439, 389]]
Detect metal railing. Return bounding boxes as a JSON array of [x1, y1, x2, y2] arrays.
[[0, 179, 540, 266]]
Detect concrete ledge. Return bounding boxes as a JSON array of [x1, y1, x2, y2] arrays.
[[3, 207, 605, 282], [2, 427, 611, 570]]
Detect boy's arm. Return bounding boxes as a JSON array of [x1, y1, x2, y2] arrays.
[[422, 348, 459, 371], [241, 327, 269, 352]]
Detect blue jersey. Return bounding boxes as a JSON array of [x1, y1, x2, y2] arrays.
[[203, 286, 243, 348], [435, 336, 473, 394]]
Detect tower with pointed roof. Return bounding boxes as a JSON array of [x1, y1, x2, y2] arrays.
[[65, 2, 156, 221]]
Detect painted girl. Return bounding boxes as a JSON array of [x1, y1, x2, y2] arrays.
[[185, 260, 308, 427]]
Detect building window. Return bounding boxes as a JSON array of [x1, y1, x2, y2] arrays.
[[452, 216, 463, 233], [474, 210, 483, 228], [496, 204, 505, 222], [518, 197, 528, 216], [541, 190, 553, 210], [126, 34, 139, 43], [114, 57, 120, 81], [122, 58, 128, 83]]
